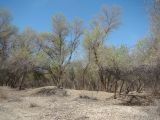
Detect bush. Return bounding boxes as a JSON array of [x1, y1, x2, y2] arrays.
[[79, 94, 97, 100], [29, 103, 39, 108]]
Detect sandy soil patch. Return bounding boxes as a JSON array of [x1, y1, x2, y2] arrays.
[[0, 86, 159, 120]]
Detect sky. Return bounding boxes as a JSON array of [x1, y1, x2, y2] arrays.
[[0, 0, 149, 47]]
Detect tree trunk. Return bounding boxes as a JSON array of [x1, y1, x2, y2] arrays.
[[19, 73, 25, 90], [114, 80, 118, 99], [107, 74, 111, 92], [153, 74, 159, 94], [119, 79, 124, 95], [82, 64, 89, 89], [137, 78, 142, 93]]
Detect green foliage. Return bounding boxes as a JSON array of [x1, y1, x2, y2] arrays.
[[0, 8, 17, 62], [39, 14, 83, 86], [86, 44, 131, 72]]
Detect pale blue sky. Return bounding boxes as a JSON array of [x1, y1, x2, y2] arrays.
[[0, 0, 149, 47]]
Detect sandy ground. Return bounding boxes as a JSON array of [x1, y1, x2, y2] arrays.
[[0, 86, 159, 120]]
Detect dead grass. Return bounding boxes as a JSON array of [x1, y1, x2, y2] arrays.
[[0, 91, 7, 100]]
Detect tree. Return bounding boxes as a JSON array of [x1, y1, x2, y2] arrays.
[[105, 45, 131, 97], [0, 8, 17, 85], [0, 8, 16, 61], [83, 5, 121, 91], [40, 14, 83, 87], [8, 28, 39, 89], [150, 0, 160, 36], [149, 0, 160, 93]]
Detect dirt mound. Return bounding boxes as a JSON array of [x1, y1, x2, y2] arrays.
[[33, 87, 68, 96]]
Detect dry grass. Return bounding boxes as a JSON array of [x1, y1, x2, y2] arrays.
[[0, 91, 7, 100], [155, 100, 160, 116], [0, 87, 8, 100]]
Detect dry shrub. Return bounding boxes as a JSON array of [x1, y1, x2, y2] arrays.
[[79, 94, 97, 100], [34, 87, 68, 96], [29, 102, 39, 108], [35, 88, 56, 96], [75, 116, 89, 120], [120, 95, 153, 106], [8, 97, 22, 102], [152, 91, 160, 99]]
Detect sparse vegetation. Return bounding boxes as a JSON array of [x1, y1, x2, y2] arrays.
[[0, 0, 160, 119], [33, 87, 68, 97]]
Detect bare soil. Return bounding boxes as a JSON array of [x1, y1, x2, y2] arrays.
[[0, 86, 159, 120]]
